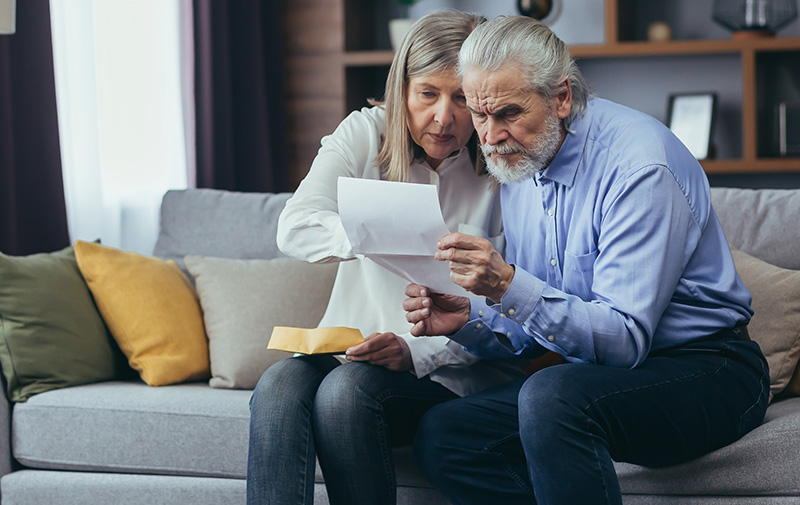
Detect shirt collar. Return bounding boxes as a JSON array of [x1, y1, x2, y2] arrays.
[[413, 145, 469, 175], [538, 100, 593, 188]]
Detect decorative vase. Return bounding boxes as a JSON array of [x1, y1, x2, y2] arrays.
[[712, 0, 798, 38], [517, 0, 553, 20]]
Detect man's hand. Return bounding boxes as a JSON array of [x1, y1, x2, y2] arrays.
[[435, 232, 514, 302], [403, 283, 470, 337], [345, 332, 412, 372]]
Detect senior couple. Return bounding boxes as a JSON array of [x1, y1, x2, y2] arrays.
[[247, 11, 768, 505]]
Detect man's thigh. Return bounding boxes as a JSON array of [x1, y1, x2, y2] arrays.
[[520, 338, 769, 467]]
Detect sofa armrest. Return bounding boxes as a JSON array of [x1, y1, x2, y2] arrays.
[[0, 374, 13, 478]]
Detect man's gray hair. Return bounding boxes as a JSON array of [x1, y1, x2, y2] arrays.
[[458, 15, 592, 128]]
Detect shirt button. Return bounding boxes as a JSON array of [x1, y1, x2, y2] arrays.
[[500, 314, 506, 318], [478, 310, 484, 317], [506, 332, 512, 338], [476, 323, 482, 329], [550, 259, 557, 266], [547, 335, 555, 342], [508, 308, 516, 316], [547, 209, 554, 216]]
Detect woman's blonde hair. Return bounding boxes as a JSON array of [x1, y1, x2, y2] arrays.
[[372, 10, 486, 182]]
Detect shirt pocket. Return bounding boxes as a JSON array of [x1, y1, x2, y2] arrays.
[[563, 249, 598, 301]]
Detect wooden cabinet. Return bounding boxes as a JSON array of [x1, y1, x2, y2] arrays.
[[284, 0, 800, 185], [595, 0, 800, 174]]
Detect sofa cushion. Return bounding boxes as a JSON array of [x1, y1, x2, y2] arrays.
[[12, 382, 251, 478], [75, 241, 210, 387], [0, 470, 246, 505], [13, 382, 800, 496], [184, 256, 337, 389], [152, 189, 292, 268], [711, 187, 800, 270], [0, 246, 120, 402], [11, 380, 439, 491], [615, 397, 800, 497], [730, 247, 800, 399]]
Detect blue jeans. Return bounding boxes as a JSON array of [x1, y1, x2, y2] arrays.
[[414, 333, 769, 505], [247, 355, 457, 505]]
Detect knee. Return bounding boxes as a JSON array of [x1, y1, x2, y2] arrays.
[[313, 362, 383, 422], [250, 358, 293, 411], [250, 356, 328, 418], [517, 365, 593, 453]]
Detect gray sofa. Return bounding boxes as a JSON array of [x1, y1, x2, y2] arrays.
[[1, 186, 799, 505]]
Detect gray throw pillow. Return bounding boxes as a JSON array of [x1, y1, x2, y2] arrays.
[[185, 256, 337, 389]]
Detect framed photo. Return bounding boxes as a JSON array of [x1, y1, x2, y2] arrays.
[[667, 93, 717, 160], [779, 102, 800, 156]]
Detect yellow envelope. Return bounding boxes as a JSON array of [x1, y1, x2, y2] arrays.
[[268, 326, 365, 354]]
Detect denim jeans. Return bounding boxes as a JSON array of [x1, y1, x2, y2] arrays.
[[247, 354, 457, 505], [414, 333, 769, 505]]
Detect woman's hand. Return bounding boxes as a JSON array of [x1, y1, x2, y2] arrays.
[[403, 283, 470, 337], [345, 332, 413, 372]]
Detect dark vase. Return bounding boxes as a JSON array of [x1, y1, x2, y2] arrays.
[[517, 0, 553, 20], [712, 0, 798, 37]]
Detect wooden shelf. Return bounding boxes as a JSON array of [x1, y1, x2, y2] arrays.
[[343, 37, 800, 66], [571, 37, 800, 59], [284, 0, 800, 182], [343, 50, 394, 67], [702, 158, 800, 174]]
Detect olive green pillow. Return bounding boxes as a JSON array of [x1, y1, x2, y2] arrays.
[[0, 246, 120, 402]]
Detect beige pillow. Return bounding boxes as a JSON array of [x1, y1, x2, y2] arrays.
[[75, 241, 210, 386], [184, 256, 337, 389], [731, 247, 800, 400]]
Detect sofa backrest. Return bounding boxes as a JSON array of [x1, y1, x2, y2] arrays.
[[152, 187, 798, 271], [152, 188, 293, 268], [711, 187, 800, 270]]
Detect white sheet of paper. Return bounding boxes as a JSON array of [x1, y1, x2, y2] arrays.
[[337, 177, 470, 297]]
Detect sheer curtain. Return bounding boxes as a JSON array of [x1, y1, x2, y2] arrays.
[[49, 0, 188, 255]]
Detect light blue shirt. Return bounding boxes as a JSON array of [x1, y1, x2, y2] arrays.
[[450, 98, 752, 368]]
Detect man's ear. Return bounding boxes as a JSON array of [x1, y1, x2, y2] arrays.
[[553, 77, 572, 120]]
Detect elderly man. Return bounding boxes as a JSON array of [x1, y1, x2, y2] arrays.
[[403, 15, 769, 505]]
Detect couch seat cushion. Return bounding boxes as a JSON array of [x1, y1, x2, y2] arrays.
[[11, 380, 436, 490], [12, 382, 251, 478], [615, 397, 800, 497]]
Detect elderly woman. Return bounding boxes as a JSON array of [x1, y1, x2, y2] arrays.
[[246, 11, 529, 505]]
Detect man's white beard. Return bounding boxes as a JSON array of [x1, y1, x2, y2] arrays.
[[481, 111, 562, 184]]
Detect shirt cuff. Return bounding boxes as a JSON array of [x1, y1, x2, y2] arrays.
[[397, 334, 447, 378], [397, 334, 479, 378], [489, 266, 546, 325], [330, 220, 356, 259], [448, 317, 498, 349]]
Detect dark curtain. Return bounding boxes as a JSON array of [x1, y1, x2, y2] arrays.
[[0, 0, 69, 256], [193, 0, 289, 192]]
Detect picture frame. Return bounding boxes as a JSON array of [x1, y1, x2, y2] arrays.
[[666, 93, 717, 160], [779, 102, 800, 156]]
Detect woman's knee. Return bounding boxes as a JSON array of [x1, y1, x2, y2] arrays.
[[251, 355, 333, 413], [313, 362, 385, 420]]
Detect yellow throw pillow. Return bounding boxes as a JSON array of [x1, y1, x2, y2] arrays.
[[74, 241, 209, 386]]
